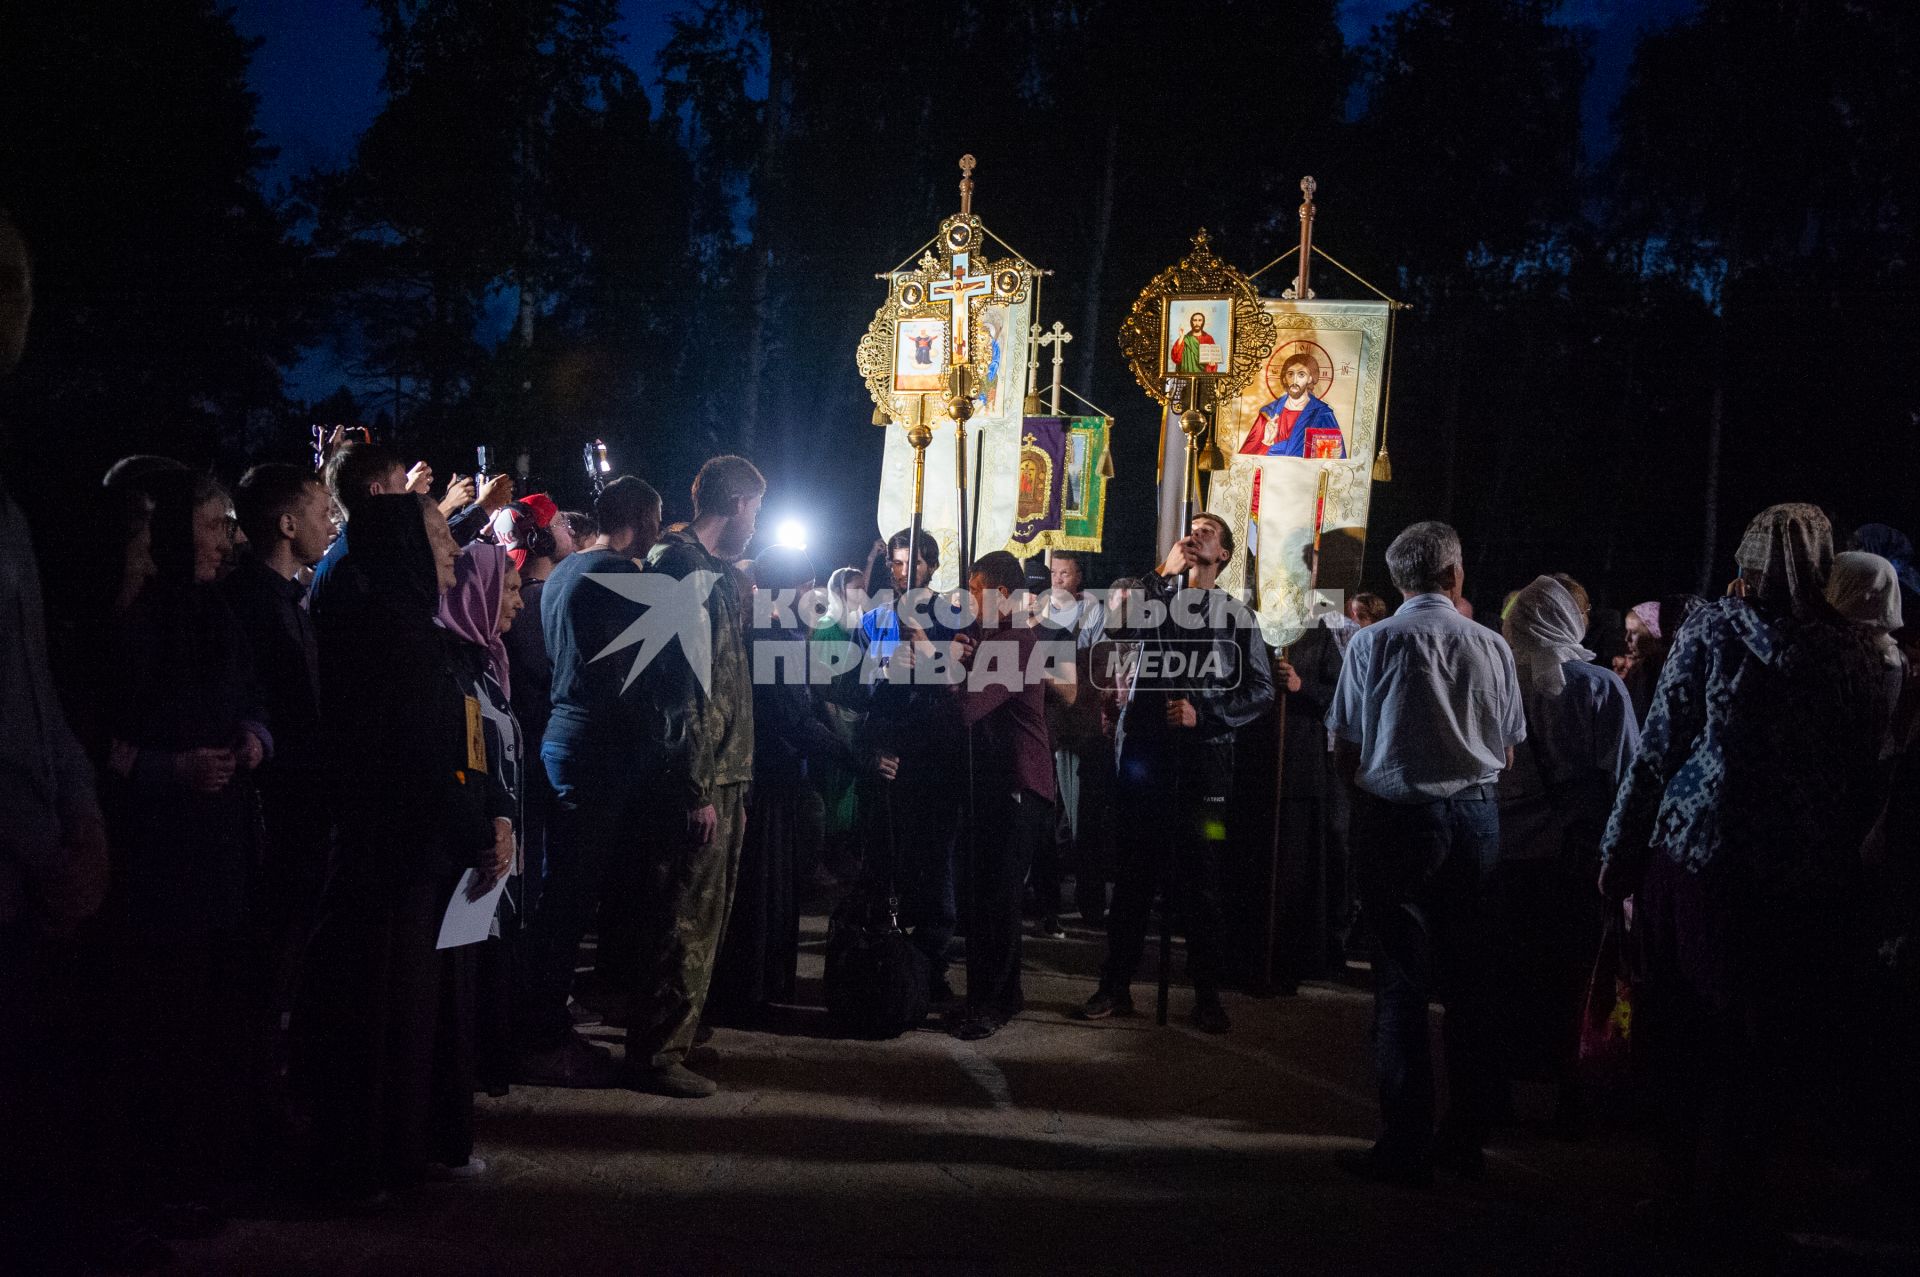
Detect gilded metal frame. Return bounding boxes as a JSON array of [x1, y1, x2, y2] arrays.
[[1117, 229, 1276, 408], [856, 211, 1037, 426]]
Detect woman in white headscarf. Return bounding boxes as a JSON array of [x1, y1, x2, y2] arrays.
[[1828, 551, 1909, 752], [1496, 574, 1640, 1134], [1837, 551, 1920, 1190]]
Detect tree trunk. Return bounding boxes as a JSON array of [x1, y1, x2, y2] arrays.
[[1599, 329, 1639, 578], [1439, 321, 1463, 523], [513, 278, 539, 348], [1698, 376, 1724, 596], [1077, 121, 1120, 397], [738, 33, 790, 457]]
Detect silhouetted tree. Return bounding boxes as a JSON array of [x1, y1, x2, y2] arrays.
[[0, 0, 306, 488]]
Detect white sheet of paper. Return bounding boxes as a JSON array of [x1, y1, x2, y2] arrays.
[[437, 869, 509, 949]]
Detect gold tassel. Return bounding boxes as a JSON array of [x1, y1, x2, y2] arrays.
[[872, 404, 888, 426], [1371, 444, 1392, 482], [1196, 422, 1229, 472], [1023, 392, 1042, 416], [1099, 445, 1115, 479]]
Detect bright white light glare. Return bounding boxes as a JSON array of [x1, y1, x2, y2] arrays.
[[598, 458, 611, 473], [773, 519, 808, 550]]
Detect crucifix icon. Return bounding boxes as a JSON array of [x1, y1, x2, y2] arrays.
[[1038, 320, 1073, 415], [928, 250, 993, 367]]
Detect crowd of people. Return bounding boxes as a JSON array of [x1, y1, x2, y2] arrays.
[[4, 212, 1917, 1269]]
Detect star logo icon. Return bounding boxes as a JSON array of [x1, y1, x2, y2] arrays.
[[585, 569, 722, 694]]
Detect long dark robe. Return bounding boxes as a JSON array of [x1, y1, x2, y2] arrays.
[[102, 472, 271, 1200], [451, 643, 523, 1097], [300, 497, 506, 1194], [1231, 623, 1345, 989], [710, 623, 856, 1018]]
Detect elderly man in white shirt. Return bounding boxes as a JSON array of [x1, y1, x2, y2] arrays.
[[1327, 521, 1525, 1187]]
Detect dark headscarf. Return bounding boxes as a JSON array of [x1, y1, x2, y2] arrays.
[[1584, 606, 1627, 667], [110, 472, 258, 759], [102, 453, 188, 495], [143, 467, 227, 586], [346, 493, 440, 611], [1734, 502, 1834, 622]]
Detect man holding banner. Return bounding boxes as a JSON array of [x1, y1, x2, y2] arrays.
[[1077, 514, 1273, 1034]]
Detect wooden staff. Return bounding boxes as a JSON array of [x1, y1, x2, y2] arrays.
[[1296, 177, 1316, 300], [948, 368, 974, 589], [1157, 394, 1209, 1026]]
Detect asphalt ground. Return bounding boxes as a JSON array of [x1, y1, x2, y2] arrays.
[[177, 911, 1918, 1276]]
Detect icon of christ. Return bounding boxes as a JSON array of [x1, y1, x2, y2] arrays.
[[1169, 310, 1221, 374], [1240, 352, 1345, 459]]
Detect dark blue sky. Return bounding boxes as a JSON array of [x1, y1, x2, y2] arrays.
[[234, 0, 682, 189], [237, 0, 1697, 193], [236, 0, 1696, 402]]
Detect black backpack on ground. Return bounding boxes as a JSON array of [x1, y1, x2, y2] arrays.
[[823, 787, 928, 1039]]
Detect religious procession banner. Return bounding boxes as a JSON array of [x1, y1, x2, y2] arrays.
[[1206, 298, 1391, 648], [1004, 415, 1111, 556], [873, 296, 1032, 587], [861, 158, 1042, 591], [1057, 416, 1110, 551]]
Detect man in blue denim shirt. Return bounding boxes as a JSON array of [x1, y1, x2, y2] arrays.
[[1327, 520, 1525, 1186]]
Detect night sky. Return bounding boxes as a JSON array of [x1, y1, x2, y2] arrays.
[[235, 0, 1699, 403], [234, 0, 681, 187]]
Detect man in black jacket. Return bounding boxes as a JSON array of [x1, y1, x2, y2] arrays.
[[855, 528, 968, 1003], [227, 463, 335, 1038], [1079, 513, 1273, 1033]]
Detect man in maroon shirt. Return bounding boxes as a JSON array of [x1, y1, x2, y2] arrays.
[[947, 551, 1077, 1040]]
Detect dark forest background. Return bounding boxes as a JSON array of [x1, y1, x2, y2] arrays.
[[2, 0, 1915, 608]]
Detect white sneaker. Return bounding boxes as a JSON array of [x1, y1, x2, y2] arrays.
[[427, 1156, 489, 1181]]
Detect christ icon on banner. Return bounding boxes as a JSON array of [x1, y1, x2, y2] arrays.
[[1240, 349, 1345, 459]]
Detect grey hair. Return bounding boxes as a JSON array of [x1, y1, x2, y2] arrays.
[[1385, 521, 1463, 595]]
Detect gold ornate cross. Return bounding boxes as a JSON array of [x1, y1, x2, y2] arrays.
[[958, 154, 977, 217]]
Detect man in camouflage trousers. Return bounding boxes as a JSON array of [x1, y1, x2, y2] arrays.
[[625, 455, 763, 1098]]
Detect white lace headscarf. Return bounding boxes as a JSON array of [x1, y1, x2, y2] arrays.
[[1827, 550, 1904, 666], [1502, 575, 1595, 696]]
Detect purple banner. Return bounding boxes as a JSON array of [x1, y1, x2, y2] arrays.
[[1008, 416, 1069, 553]]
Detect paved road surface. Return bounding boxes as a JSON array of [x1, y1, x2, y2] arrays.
[[179, 915, 1914, 1275]]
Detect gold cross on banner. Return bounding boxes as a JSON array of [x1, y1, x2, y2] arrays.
[[928, 251, 993, 366]]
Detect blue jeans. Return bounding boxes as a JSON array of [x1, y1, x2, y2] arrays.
[[516, 741, 644, 1049], [1352, 787, 1502, 1162]]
